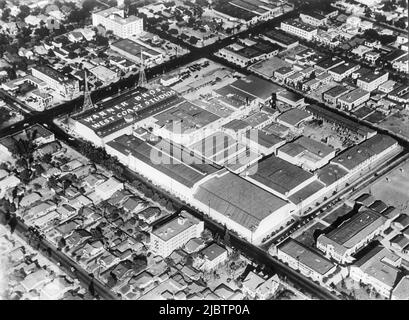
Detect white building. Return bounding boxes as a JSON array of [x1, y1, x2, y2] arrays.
[[89, 65, 119, 83], [357, 71, 389, 92], [242, 272, 280, 299], [350, 246, 401, 298], [94, 177, 124, 201], [300, 12, 327, 26], [281, 19, 318, 41], [276, 238, 337, 283], [92, 7, 143, 39], [317, 209, 388, 264], [150, 211, 204, 258], [336, 88, 370, 111], [31, 66, 79, 99], [197, 242, 228, 272]]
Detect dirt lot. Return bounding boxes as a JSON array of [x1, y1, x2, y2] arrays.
[[379, 110, 409, 141], [355, 158, 409, 211]]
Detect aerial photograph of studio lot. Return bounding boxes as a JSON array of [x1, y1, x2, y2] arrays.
[[0, 0, 408, 302]]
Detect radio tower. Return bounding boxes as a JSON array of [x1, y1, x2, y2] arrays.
[[137, 51, 147, 88], [82, 70, 94, 112]]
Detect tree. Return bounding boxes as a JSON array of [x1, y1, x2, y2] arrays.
[[201, 229, 213, 242], [95, 34, 109, 46], [18, 5, 31, 20], [88, 279, 96, 296], [1, 8, 10, 21], [394, 18, 406, 29], [224, 226, 230, 246], [8, 215, 18, 234], [58, 237, 66, 250]]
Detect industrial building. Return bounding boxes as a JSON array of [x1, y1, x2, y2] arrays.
[[193, 169, 297, 245], [73, 86, 181, 146], [317, 209, 388, 264], [110, 39, 163, 67], [277, 136, 336, 171], [31, 65, 79, 99]]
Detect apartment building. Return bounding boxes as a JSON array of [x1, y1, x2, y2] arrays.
[[150, 211, 204, 258], [280, 19, 318, 41], [92, 7, 143, 39]]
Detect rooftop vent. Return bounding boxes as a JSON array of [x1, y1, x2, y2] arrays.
[[178, 216, 185, 225]]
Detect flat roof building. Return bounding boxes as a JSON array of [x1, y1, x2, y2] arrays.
[[193, 170, 296, 244], [245, 155, 316, 198], [350, 245, 401, 298], [330, 134, 398, 173], [337, 88, 370, 111], [280, 19, 318, 41], [150, 211, 204, 258], [31, 65, 79, 99], [357, 70, 389, 92], [73, 86, 181, 146], [277, 136, 336, 171], [317, 209, 388, 264], [92, 8, 143, 39], [277, 108, 312, 127], [277, 238, 337, 283], [106, 134, 221, 200]]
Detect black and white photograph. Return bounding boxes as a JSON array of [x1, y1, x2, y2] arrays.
[[0, 0, 408, 314]]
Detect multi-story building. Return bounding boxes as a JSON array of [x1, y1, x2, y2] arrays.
[[328, 62, 360, 82], [317, 209, 388, 264], [276, 238, 337, 283], [357, 70, 389, 92], [336, 88, 370, 111], [197, 243, 228, 271], [350, 245, 401, 298], [31, 66, 79, 99], [150, 211, 204, 258], [92, 7, 143, 39], [322, 85, 351, 105], [300, 12, 327, 26], [280, 19, 318, 41]]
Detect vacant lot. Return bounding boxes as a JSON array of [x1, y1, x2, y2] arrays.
[[379, 110, 409, 141], [357, 158, 409, 210]]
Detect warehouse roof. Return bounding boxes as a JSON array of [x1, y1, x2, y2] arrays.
[[75, 87, 181, 137], [194, 170, 290, 230], [230, 75, 283, 101], [331, 134, 397, 172], [279, 136, 334, 159], [318, 210, 387, 256], [107, 135, 221, 188], [247, 155, 314, 195], [277, 108, 311, 127]]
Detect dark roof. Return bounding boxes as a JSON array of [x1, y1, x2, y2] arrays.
[[247, 155, 314, 195], [107, 135, 221, 188]]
